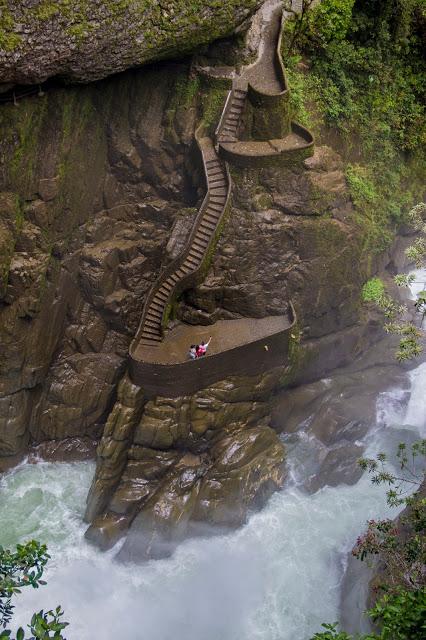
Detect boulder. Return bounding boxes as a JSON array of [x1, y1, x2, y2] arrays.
[[0, 1, 262, 85]]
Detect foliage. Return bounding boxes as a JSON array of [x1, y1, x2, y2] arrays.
[[310, 440, 426, 640], [304, 0, 355, 47], [378, 202, 426, 361], [361, 278, 385, 303], [0, 542, 67, 639], [312, 589, 426, 640], [283, 0, 425, 254]]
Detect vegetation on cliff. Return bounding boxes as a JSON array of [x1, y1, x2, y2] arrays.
[[311, 439, 426, 640], [284, 0, 425, 254]]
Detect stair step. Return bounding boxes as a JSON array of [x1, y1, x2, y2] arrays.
[[183, 259, 198, 269], [200, 219, 216, 230], [160, 281, 172, 292], [176, 268, 189, 277], [155, 291, 169, 302], [204, 215, 219, 225], [205, 158, 220, 166], [150, 301, 164, 312], [207, 167, 223, 177], [195, 234, 210, 245], [207, 202, 223, 211], [188, 247, 203, 257], [145, 321, 161, 332], [142, 327, 161, 337], [146, 310, 162, 320], [193, 239, 207, 251]]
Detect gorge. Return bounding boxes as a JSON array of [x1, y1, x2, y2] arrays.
[[0, 1, 425, 638]]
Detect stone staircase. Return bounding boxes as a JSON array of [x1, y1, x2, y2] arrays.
[[138, 136, 231, 346], [134, 5, 312, 355], [216, 80, 248, 144]]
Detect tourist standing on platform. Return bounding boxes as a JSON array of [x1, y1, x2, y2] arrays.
[[188, 345, 197, 360], [197, 337, 212, 357]]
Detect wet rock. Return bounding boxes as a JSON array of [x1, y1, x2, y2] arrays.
[[116, 424, 285, 562], [0, 1, 262, 84], [38, 176, 59, 201], [86, 367, 287, 558], [0, 63, 197, 456], [85, 512, 131, 552], [307, 443, 364, 493], [27, 437, 98, 463], [165, 208, 197, 260]]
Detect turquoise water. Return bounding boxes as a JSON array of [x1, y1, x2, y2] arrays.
[[2, 372, 423, 640], [2, 270, 425, 640]]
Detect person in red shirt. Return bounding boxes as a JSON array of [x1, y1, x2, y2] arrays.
[[196, 337, 212, 357]]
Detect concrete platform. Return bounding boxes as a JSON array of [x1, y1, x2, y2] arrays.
[[134, 315, 292, 364]]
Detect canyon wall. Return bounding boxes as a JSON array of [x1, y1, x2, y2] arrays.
[[0, 3, 400, 555]]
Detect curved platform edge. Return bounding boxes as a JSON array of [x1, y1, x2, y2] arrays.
[[129, 306, 297, 398], [219, 122, 314, 168]]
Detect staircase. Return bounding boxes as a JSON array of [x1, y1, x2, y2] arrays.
[[216, 80, 248, 144], [139, 137, 231, 347]]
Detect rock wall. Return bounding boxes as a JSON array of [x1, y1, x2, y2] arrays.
[[0, 43, 392, 558], [0, 63, 201, 457], [0, 0, 261, 85]]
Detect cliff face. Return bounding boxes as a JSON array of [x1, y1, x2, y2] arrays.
[[0, 64, 199, 457], [0, 0, 261, 85], [0, 59, 373, 459], [0, 7, 388, 555]]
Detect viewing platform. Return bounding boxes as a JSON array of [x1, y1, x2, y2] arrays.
[[129, 310, 295, 398], [220, 124, 313, 168]]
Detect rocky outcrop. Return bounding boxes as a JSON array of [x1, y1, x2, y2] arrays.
[[85, 367, 287, 558], [0, 1, 261, 85]]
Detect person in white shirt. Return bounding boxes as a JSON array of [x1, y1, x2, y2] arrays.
[[188, 345, 197, 360]]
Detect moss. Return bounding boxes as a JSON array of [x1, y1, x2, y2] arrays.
[[0, 1, 21, 51], [33, 2, 61, 20], [362, 277, 385, 303], [201, 86, 228, 135], [165, 73, 200, 137], [7, 97, 48, 193]]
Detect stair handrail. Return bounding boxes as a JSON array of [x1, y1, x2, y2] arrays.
[[214, 87, 233, 144]]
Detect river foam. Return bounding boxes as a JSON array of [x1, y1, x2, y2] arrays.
[[1, 358, 424, 640]]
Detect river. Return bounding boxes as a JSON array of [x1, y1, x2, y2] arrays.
[[1, 278, 425, 640]]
